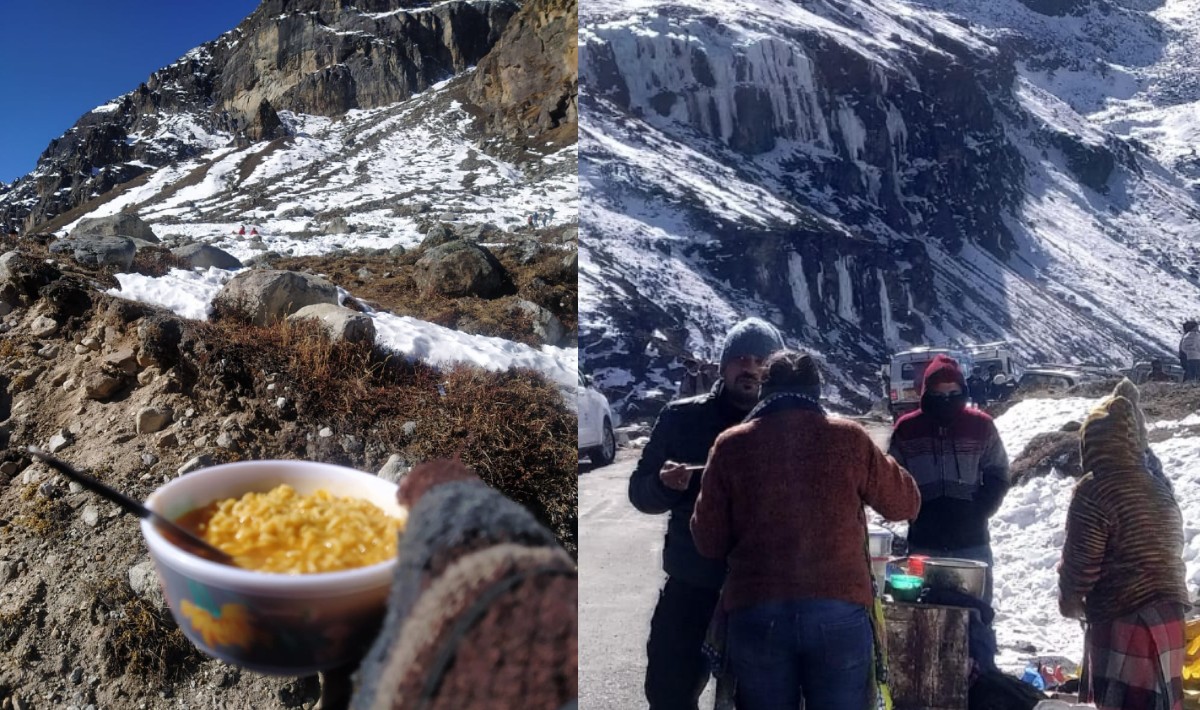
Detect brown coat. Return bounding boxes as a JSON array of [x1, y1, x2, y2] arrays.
[[691, 408, 921, 611], [1059, 396, 1189, 623]]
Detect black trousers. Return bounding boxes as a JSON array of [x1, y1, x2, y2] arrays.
[[645, 576, 721, 710]]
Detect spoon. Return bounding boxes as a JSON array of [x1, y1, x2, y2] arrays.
[[27, 447, 236, 567]]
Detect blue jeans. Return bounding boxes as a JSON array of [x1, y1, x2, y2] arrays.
[[726, 599, 874, 710], [909, 543, 994, 609]]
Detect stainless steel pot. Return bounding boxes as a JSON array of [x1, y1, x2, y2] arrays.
[[922, 557, 989, 600]]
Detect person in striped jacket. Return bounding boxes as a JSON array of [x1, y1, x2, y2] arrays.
[[887, 354, 1010, 607], [1058, 395, 1190, 710]]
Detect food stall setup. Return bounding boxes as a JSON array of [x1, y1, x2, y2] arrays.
[[868, 526, 1091, 710]]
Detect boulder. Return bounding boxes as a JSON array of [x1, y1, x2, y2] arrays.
[[420, 223, 458, 250], [52, 235, 137, 270], [212, 269, 339, 326], [325, 216, 356, 235], [457, 222, 504, 243], [72, 213, 159, 243], [84, 373, 123, 400], [287, 303, 377, 345], [512, 299, 567, 346], [413, 240, 512, 299], [171, 244, 243, 270]]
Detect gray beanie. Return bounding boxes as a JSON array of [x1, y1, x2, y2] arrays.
[[719, 317, 785, 369]]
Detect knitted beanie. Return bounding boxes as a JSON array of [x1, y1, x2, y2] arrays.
[[719, 318, 784, 369]]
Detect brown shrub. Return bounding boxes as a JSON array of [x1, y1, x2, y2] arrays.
[[128, 246, 192, 278]]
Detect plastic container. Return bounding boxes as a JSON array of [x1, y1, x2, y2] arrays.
[[140, 460, 406, 675], [888, 574, 924, 602]]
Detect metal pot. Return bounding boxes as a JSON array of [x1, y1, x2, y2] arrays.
[[922, 557, 989, 600]]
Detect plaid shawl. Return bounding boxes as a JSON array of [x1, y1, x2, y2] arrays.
[[1083, 601, 1186, 710]]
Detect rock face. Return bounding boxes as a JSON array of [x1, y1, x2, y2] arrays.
[[1, 0, 520, 232], [470, 0, 578, 142], [212, 269, 339, 326], [72, 213, 159, 243], [413, 241, 512, 298], [513, 299, 567, 346], [287, 303, 377, 345], [171, 243, 243, 270]]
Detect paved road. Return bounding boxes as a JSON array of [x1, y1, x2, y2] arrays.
[[578, 418, 892, 710]]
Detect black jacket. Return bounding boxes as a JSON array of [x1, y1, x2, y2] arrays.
[[628, 384, 748, 589]]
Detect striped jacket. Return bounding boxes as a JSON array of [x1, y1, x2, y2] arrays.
[[1059, 396, 1190, 623], [888, 408, 1009, 549]]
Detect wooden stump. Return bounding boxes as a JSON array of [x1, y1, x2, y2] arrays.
[[883, 602, 970, 710]]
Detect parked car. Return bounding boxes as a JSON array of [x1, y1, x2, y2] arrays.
[[1127, 361, 1185, 384], [884, 346, 975, 419], [578, 372, 617, 466], [1018, 366, 1088, 391]]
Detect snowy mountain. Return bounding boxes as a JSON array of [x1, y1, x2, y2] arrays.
[[579, 0, 1200, 413]]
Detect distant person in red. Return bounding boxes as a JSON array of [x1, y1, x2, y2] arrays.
[[250, 227, 259, 236], [887, 354, 1010, 607], [238, 225, 246, 236]]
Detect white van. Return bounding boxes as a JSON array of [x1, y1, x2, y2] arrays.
[[885, 347, 974, 418]]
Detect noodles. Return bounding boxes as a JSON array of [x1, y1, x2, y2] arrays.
[[185, 485, 404, 574]]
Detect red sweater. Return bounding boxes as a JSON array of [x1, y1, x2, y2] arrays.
[[691, 409, 921, 611]]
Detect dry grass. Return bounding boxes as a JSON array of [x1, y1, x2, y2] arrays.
[[90, 577, 204, 683], [127, 246, 192, 278], [193, 315, 578, 552]]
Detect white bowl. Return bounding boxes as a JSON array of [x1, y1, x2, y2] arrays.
[[140, 460, 403, 675]]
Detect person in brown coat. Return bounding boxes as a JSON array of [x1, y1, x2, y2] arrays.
[[1058, 395, 1189, 710], [691, 350, 920, 709]]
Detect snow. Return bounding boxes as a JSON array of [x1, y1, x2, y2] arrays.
[[105, 268, 578, 391]]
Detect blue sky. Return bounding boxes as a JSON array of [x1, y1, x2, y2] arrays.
[[0, 1, 260, 183]]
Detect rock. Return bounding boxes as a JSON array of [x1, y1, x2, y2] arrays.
[[419, 222, 458, 249], [135, 407, 173, 435], [412, 240, 512, 298], [377, 454, 412, 484], [103, 348, 138, 375], [156, 432, 179, 449], [0, 561, 17, 586], [80, 506, 100, 527], [70, 667, 84, 684], [84, 373, 123, 400], [29, 315, 58, 338], [170, 243, 244, 270], [128, 558, 165, 609], [0, 461, 19, 477], [72, 213, 159, 243], [512, 299, 567, 346], [212, 269, 339, 326], [402, 421, 417, 437], [81, 337, 100, 351], [177, 455, 215, 475], [458, 222, 504, 243], [73, 344, 89, 355], [216, 431, 236, 449], [47, 430, 73, 453], [325, 216, 356, 235], [512, 239, 547, 265], [56, 235, 138, 270], [141, 453, 158, 467], [286, 303, 376, 345], [561, 250, 578, 274], [136, 369, 155, 386], [318, 427, 333, 438]]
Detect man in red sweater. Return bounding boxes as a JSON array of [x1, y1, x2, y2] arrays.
[[887, 354, 1010, 607], [691, 350, 919, 708]]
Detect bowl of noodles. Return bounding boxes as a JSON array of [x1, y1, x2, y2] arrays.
[[139, 460, 407, 674]]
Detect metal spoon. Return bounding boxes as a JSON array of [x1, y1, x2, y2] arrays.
[[27, 447, 236, 567]]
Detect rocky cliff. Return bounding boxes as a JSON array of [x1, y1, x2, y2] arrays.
[[580, 0, 1200, 412], [2, 0, 581, 233], [470, 0, 578, 146]]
